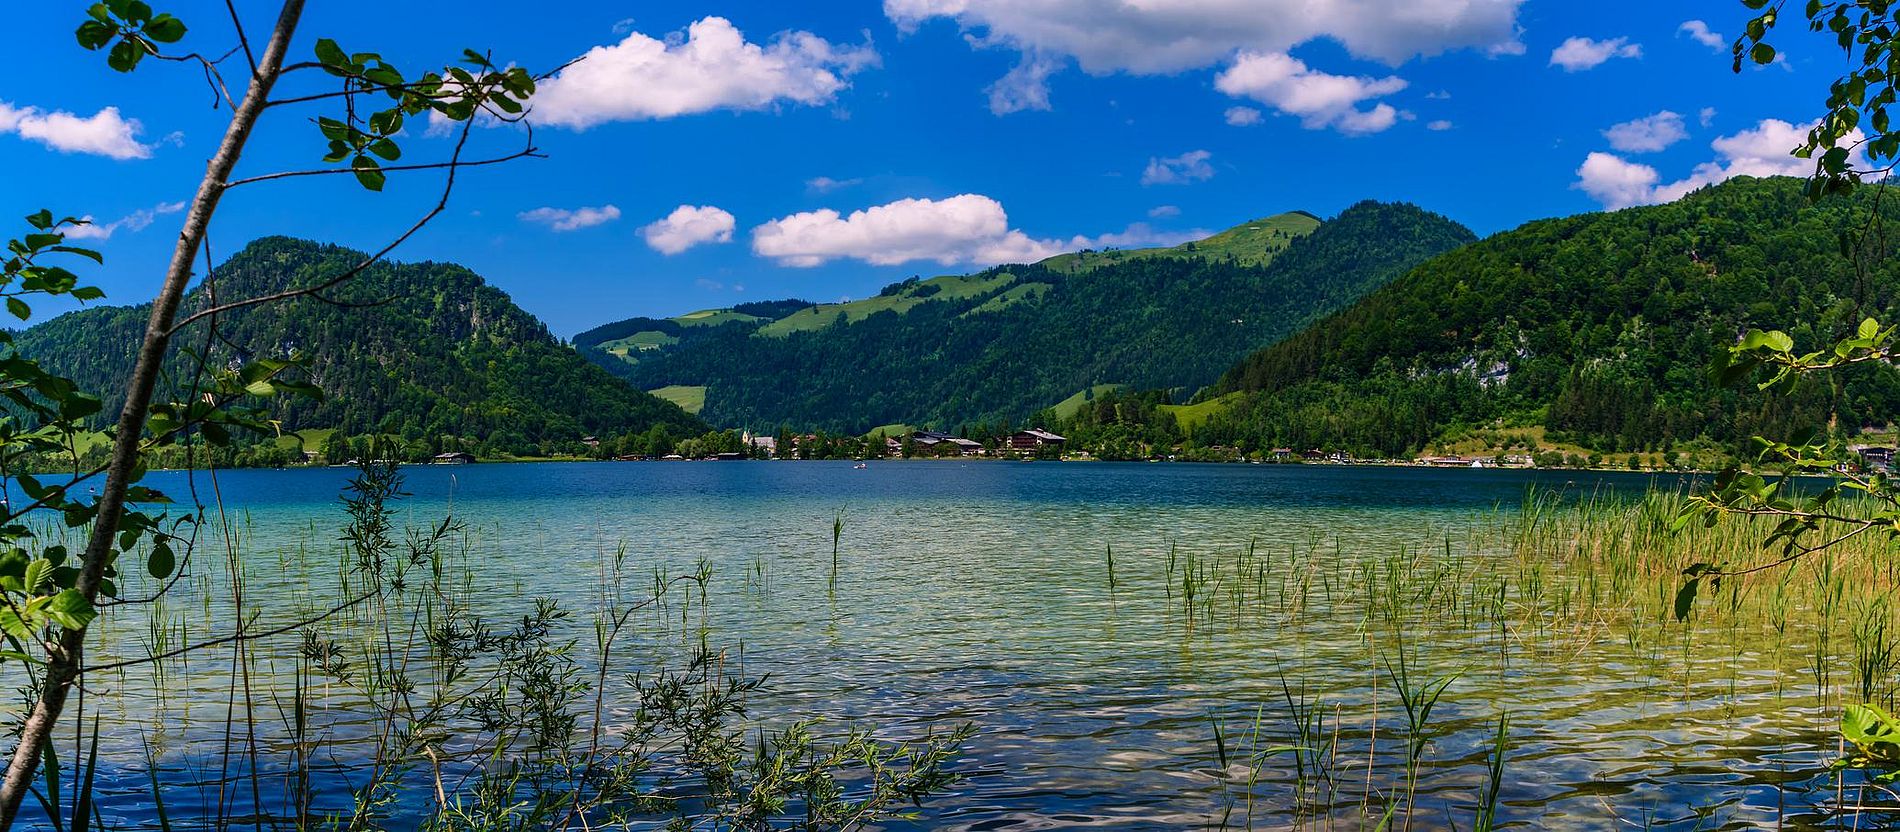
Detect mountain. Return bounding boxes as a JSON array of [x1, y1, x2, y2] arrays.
[[1186, 176, 1900, 459], [574, 203, 1475, 433], [14, 237, 705, 453]]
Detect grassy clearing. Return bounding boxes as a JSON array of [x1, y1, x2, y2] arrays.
[[758, 273, 1017, 337], [599, 330, 680, 360], [864, 423, 914, 439], [963, 282, 1049, 316], [271, 427, 334, 455], [1039, 211, 1322, 274], [1050, 385, 1126, 420], [1159, 392, 1239, 430], [649, 384, 708, 415], [673, 308, 765, 328]]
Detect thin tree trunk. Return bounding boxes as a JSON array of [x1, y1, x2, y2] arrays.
[[0, 2, 305, 825]]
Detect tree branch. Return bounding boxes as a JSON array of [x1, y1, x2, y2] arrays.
[[0, 2, 308, 826], [170, 120, 520, 337]]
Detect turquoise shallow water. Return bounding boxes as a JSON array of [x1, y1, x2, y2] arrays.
[[9, 461, 1862, 830]]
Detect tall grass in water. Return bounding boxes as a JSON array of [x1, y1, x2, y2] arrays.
[[1202, 485, 1900, 831], [34, 461, 970, 830]]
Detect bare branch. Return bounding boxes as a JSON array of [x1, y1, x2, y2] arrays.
[[153, 46, 244, 110], [172, 121, 526, 337], [224, 0, 257, 76], [81, 590, 378, 674], [220, 141, 541, 190]]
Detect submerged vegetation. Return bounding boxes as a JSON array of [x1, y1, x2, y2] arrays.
[[43, 460, 971, 829], [1154, 486, 1900, 829]]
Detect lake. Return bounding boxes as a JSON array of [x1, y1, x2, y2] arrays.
[[29, 461, 1874, 830]]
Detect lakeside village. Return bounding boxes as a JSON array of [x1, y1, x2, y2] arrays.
[[416, 426, 1900, 475]]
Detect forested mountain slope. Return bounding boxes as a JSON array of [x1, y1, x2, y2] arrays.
[[15, 237, 705, 453], [1193, 176, 1900, 457], [576, 202, 1475, 433]]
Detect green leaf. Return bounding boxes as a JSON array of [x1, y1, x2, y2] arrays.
[[316, 116, 350, 143], [1673, 572, 1706, 622], [23, 558, 49, 593], [142, 13, 185, 43], [75, 19, 117, 50], [43, 589, 95, 631], [106, 37, 145, 72], [1752, 42, 1777, 64], [6, 298, 30, 321], [147, 541, 174, 579], [314, 38, 349, 69], [351, 156, 386, 192]]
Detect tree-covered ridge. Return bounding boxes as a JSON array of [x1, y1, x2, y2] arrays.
[[1194, 176, 1900, 459], [14, 237, 705, 454], [577, 201, 1475, 433]]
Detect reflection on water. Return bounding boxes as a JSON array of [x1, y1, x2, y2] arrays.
[[17, 461, 1880, 829]]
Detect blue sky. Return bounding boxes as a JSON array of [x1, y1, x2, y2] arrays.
[[0, 2, 1831, 336]]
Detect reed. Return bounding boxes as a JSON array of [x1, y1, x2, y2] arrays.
[[27, 462, 971, 830], [1183, 483, 1900, 830]]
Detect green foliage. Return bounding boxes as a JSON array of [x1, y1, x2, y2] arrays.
[[307, 38, 534, 190], [1732, 0, 1900, 197], [0, 214, 331, 671], [1840, 703, 1900, 778], [13, 238, 705, 460], [1197, 177, 1900, 458], [577, 202, 1473, 433], [75, 1, 187, 73]]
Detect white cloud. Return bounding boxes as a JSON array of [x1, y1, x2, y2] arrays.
[[1575, 118, 1860, 209], [534, 17, 878, 128], [1148, 205, 1182, 218], [1603, 111, 1688, 153], [1225, 106, 1263, 126], [1679, 20, 1724, 51], [63, 200, 186, 241], [517, 204, 622, 232], [1426, 119, 1454, 131], [806, 176, 863, 193], [1699, 107, 1717, 127], [642, 205, 737, 255], [1425, 90, 1452, 100], [1574, 152, 1662, 210], [883, 0, 1521, 112], [987, 53, 1062, 115], [752, 195, 1034, 266], [886, 1, 1524, 71], [1214, 52, 1406, 135], [1549, 36, 1642, 72], [1142, 150, 1215, 186], [752, 194, 1189, 268], [0, 101, 152, 160]]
